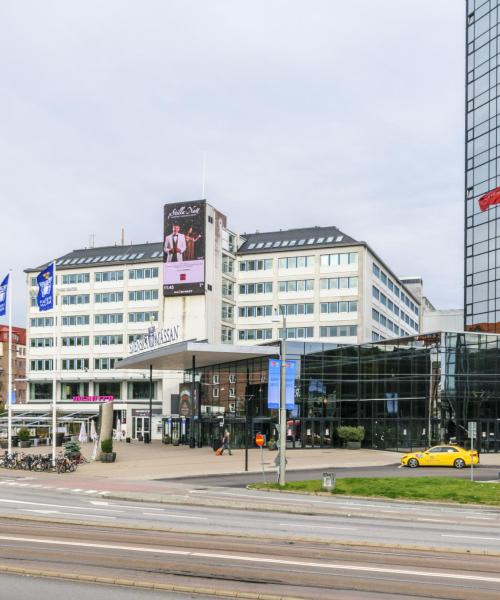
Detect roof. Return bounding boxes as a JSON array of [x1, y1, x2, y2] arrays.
[[238, 225, 357, 254], [25, 242, 163, 273], [115, 340, 280, 370]]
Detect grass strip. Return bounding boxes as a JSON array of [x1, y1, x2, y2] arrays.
[[249, 477, 500, 505]]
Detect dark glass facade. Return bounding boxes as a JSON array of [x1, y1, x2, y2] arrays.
[[465, 1, 500, 332], [179, 333, 500, 452]]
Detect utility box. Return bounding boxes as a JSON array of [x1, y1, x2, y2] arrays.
[[322, 471, 336, 491]]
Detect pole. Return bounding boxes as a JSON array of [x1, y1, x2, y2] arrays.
[[245, 367, 250, 472], [148, 364, 153, 443], [7, 269, 12, 456], [279, 316, 287, 486], [52, 261, 57, 467], [471, 429, 475, 482], [190, 355, 195, 448]]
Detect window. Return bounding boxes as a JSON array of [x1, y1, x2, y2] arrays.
[[212, 375, 219, 384], [30, 337, 53, 348], [95, 357, 118, 369], [62, 273, 90, 284], [279, 327, 314, 339], [62, 315, 90, 326], [95, 334, 123, 345], [238, 328, 273, 340], [221, 327, 233, 343], [320, 277, 358, 289], [128, 311, 159, 323], [320, 325, 357, 337], [129, 267, 159, 279], [278, 279, 314, 292], [278, 256, 315, 269], [238, 305, 273, 317], [61, 294, 90, 305], [61, 358, 89, 371], [221, 304, 234, 320], [320, 252, 358, 266], [61, 336, 89, 347], [30, 359, 53, 371], [94, 313, 123, 325], [372, 286, 380, 300], [239, 259, 273, 271], [320, 301, 357, 313], [30, 317, 54, 327], [95, 270, 124, 282], [95, 292, 124, 303], [279, 303, 314, 315], [128, 381, 155, 399], [239, 282, 273, 294], [128, 289, 159, 301]]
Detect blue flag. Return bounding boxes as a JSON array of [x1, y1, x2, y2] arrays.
[[0, 274, 8, 317], [36, 263, 55, 311]]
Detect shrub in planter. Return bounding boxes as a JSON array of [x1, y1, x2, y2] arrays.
[[162, 435, 171, 444], [100, 438, 116, 463], [64, 440, 81, 460], [337, 426, 365, 449], [18, 428, 31, 448]]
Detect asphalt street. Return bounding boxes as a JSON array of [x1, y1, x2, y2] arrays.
[[0, 483, 499, 598], [162, 463, 500, 487]]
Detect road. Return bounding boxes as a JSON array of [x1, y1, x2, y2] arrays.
[[163, 463, 500, 487], [0, 482, 499, 599]]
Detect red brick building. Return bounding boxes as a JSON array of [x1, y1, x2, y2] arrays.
[[0, 325, 27, 408]]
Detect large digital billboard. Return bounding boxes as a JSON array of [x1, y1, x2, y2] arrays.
[[163, 200, 206, 296]]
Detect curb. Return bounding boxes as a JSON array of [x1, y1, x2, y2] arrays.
[[0, 564, 300, 600], [1, 513, 499, 557]]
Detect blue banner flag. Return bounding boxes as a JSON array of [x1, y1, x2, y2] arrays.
[[0, 274, 8, 317], [36, 263, 55, 311], [267, 359, 297, 410]]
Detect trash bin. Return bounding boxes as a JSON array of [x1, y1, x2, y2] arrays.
[[189, 437, 196, 448], [212, 438, 219, 451], [143, 433, 150, 444]]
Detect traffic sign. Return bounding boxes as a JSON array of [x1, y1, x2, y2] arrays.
[[255, 433, 265, 447], [468, 421, 477, 438]]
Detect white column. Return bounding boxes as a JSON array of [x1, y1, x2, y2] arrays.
[[52, 262, 57, 465], [7, 270, 12, 455]]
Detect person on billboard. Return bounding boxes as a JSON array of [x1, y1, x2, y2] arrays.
[[184, 227, 202, 261], [164, 224, 187, 262]]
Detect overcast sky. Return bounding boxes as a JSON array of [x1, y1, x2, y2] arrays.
[[1, 0, 464, 325]]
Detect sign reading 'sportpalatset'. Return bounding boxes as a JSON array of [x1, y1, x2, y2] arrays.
[[128, 325, 181, 354], [163, 200, 206, 296]]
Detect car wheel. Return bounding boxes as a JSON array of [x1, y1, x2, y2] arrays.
[[454, 458, 466, 469], [408, 458, 419, 468]]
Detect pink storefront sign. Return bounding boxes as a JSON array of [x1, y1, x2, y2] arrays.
[[72, 396, 114, 403]]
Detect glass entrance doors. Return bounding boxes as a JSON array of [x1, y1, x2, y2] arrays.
[[301, 419, 336, 448], [479, 420, 500, 453], [132, 416, 150, 440]]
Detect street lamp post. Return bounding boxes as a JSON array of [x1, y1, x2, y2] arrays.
[[273, 307, 287, 486]]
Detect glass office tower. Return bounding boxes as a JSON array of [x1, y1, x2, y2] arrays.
[[465, 1, 500, 332]]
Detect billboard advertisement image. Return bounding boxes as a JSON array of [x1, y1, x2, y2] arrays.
[[163, 200, 206, 296]]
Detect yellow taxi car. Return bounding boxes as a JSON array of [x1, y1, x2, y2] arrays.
[[401, 445, 479, 469]]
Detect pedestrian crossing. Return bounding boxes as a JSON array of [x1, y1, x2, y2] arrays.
[[0, 479, 110, 496]]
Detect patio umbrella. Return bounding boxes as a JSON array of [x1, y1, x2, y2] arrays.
[[90, 420, 98, 442], [78, 421, 88, 444], [115, 418, 122, 441]]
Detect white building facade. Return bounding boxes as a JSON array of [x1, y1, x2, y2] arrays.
[[235, 227, 420, 345], [24, 212, 420, 437]]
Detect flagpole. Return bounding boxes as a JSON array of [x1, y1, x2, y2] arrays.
[[7, 270, 12, 456], [52, 261, 57, 467]]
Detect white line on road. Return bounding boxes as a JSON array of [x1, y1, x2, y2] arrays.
[[90, 501, 164, 511], [279, 523, 357, 531], [0, 535, 499, 584], [22, 510, 116, 519], [0, 498, 124, 513], [143, 513, 208, 520], [442, 534, 500, 541]]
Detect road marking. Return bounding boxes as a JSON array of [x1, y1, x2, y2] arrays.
[[442, 534, 500, 541], [0, 498, 124, 513], [90, 501, 164, 511], [22, 510, 116, 519], [143, 513, 207, 520], [279, 523, 356, 531], [1, 535, 499, 584]]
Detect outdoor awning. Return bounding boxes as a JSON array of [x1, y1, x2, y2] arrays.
[[115, 340, 280, 371]]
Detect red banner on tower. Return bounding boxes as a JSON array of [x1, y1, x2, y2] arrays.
[[479, 187, 500, 212]]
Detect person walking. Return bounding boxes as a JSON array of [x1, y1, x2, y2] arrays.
[[220, 428, 232, 455]]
